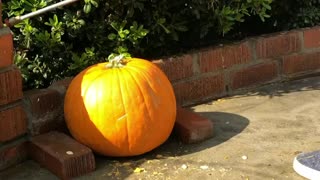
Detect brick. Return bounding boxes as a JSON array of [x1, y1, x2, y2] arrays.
[[231, 62, 278, 90], [0, 141, 28, 170], [28, 131, 95, 179], [283, 52, 320, 75], [173, 74, 225, 105], [256, 32, 301, 59], [0, 28, 13, 69], [199, 42, 252, 73], [174, 107, 214, 144], [0, 105, 27, 142], [153, 54, 194, 81], [24, 89, 62, 119], [304, 27, 320, 48], [0, 67, 23, 106], [23, 89, 66, 136], [199, 47, 223, 72]]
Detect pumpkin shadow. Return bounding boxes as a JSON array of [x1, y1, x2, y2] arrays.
[[76, 111, 249, 180], [152, 111, 250, 155]]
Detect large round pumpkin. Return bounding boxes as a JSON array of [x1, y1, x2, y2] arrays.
[[64, 57, 176, 157]]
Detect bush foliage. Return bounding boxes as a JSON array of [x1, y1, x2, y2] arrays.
[[2, 0, 319, 89], [270, 0, 320, 29]]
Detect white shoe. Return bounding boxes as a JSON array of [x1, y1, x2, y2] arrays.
[[293, 150, 320, 180]]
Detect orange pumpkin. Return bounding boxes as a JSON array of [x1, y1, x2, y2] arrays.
[[64, 57, 176, 157]]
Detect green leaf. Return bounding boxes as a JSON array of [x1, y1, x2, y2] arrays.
[[140, 29, 149, 36], [120, 21, 127, 30], [264, 14, 271, 18], [158, 18, 166, 24], [119, 31, 127, 39], [83, 4, 92, 14], [159, 24, 170, 34], [123, 29, 130, 35], [78, 20, 86, 26], [91, 0, 99, 8], [259, 14, 266, 22], [175, 25, 188, 32], [134, 2, 144, 12], [117, 46, 128, 53], [121, 52, 131, 58], [53, 15, 59, 26], [127, 8, 134, 17], [130, 22, 138, 31], [108, 33, 117, 40], [110, 22, 119, 31], [171, 32, 179, 41], [262, 3, 272, 10]]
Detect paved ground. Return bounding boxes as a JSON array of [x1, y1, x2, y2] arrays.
[[1, 76, 320, 180]]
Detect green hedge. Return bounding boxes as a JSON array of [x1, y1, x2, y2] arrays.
[[2, 0, 318, 90], [271, 0, 320, 29]]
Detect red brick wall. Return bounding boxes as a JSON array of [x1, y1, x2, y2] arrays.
[[155, 26, 320, 105], [1, 26, 320, 170], [0, 27, 28, 171]]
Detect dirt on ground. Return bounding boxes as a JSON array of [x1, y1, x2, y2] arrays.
[[1, 76, 320, 180]]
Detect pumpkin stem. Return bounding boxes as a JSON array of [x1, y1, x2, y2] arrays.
[[106, 54, 125, 68]]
